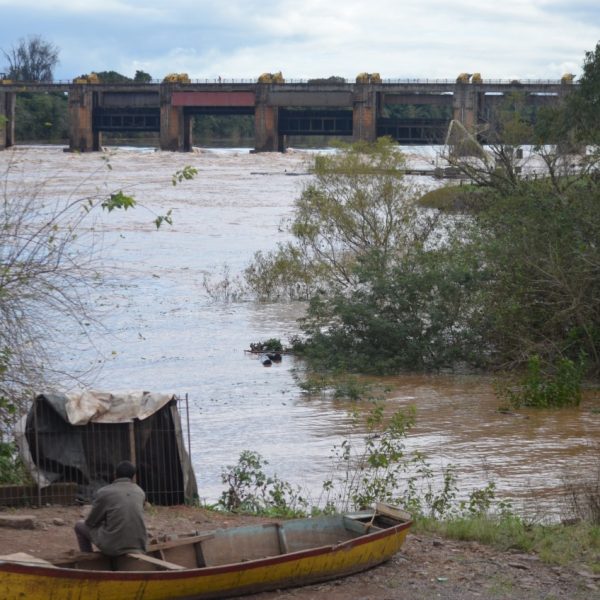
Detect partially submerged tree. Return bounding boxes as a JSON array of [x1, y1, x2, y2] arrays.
[[2, 35, 59, 82], [245, 137, 437, 300]]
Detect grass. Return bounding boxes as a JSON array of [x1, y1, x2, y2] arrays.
[[415, 515, 600, 573]]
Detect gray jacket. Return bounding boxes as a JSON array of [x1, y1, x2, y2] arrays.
[[85, 477, 147, 556]]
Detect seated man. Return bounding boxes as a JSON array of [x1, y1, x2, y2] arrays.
[[74, 460, 147, 556]]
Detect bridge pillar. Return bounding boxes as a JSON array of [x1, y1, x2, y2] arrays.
[[254, 85, 283, 152], [352, 86, 377, 142], [452, 85, 480, 132], [68, 86, 100, 152], [0, 90, 16, 150], [160, 86, 189, 151]]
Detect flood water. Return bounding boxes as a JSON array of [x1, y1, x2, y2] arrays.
[[2, 145, 599, 520]]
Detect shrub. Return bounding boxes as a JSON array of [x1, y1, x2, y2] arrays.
[[218, 450, 307, 516], [499, 354, 586, 409]]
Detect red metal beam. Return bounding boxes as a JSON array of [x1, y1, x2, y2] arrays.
[[171, 91, 255, 107]]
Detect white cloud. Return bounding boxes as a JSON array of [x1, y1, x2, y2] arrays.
[[0, 0, 597, 80]]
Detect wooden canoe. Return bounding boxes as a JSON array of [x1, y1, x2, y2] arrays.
[[0, 502, 412, 600]]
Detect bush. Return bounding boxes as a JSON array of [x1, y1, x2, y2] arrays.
[[499, 354, 586, 409], [218, 450, 307, 516]]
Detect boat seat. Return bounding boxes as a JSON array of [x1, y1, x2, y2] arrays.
[[127, 553, 186, 570], [114, 553, 186, 571], [0, 552, 56, 567]]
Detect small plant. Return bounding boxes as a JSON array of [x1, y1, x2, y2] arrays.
[[172, 165, 198, 186], [0, 440, 29, 484], [218, 450, 307, 517], [202, 264, 246, 302], [499, 354, 586, 409], [321, 400, 512, 519], [321, 404, 417, 511], [248, 338, 283, 353], [332, 377, 370, 401]]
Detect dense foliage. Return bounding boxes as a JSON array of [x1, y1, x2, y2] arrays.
[[246, 46, 600, 389], [292, 154, 600, 378], [245, 137, 437, 300], [15, 92, 68, 142]]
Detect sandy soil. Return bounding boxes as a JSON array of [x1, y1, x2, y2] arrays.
[[0, 504, 597, 599]]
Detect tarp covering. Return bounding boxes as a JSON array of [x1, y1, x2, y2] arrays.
[[63, 390, 174, 425], [16, 390, 198, 506]]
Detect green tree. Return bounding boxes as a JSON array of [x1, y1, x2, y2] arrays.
[[466, 179, 600, 373], [2, 35, 59, 82], [15, 92, 68, 142], [133, 70, 153, 83], [567, 41, 600, 144], [94, 70, 131, 83], [192, 115, 254, 143], [245, 137, 437, 299], [299, 244, 486, 373]]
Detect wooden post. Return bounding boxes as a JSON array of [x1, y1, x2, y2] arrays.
[[129, 422, 137, 483]]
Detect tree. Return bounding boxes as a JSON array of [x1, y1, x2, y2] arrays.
[[95, 70, 131, 84], [462, 179, 600, 371], [565, 41, 600, 144], [15, 92, 69, 142], [134, 70, 153, 83], [245, 137, 438, 300], [2, 35, 59, 82]]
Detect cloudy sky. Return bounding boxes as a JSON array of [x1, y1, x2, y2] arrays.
[[1, 0, 598, 82]]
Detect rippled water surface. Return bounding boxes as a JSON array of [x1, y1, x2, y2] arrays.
[[3, 145, 599, 518]]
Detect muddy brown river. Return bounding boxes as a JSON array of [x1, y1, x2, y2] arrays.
[[2, 145, 598, 519]]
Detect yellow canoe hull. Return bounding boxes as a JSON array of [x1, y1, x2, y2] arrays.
[[0, 508, 411, 600]]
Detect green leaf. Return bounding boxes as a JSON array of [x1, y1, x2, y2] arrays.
[[101, 191, 137, 212], [172, 165, 198, 186], [154, 209, 173, 229]]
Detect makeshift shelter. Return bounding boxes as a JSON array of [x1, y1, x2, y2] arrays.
[[15, 390, 198, 506]]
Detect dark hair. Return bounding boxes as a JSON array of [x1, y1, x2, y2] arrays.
[[115, 460, 137, 479]]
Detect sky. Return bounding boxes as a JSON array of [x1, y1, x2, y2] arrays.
[[1, 0, 599, 82]]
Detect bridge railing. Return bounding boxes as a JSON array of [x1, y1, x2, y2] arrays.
[[2, 77, 569, 86]]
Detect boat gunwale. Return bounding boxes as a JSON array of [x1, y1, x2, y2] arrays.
[[0, 519, 412, 582]]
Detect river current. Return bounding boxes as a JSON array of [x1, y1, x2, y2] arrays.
[[2, 145, 599, 520]]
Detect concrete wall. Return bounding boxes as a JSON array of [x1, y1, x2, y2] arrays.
[[68, 86, 99, 152], [352, 86, 377, 142], [0, 90, 16, 150], [0, 80, 567, 152]]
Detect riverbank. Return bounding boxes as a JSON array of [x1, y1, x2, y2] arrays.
[[0, 504, 597, 599], [2, 146, 600, 517]]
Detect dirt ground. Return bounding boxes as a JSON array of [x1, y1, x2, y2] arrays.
[[0, 504, 597, 599]]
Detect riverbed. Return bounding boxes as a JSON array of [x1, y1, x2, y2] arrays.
[[2, 144, 598, 519]]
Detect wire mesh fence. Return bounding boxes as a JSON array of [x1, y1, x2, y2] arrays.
[[0, 393, 196, 508]]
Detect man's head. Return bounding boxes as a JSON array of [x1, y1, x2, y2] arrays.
[[115, 460, 137, 480]]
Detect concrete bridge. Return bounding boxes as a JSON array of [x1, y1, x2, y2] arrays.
[[0, 79, 570, 152]]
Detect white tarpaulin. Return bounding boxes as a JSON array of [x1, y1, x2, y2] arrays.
[[64, 390, 174, 425]]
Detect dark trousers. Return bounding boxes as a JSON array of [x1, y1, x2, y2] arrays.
[[74, 520, 94, 552]]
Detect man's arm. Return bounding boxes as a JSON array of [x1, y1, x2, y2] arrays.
[[84, 490, 107, 528]]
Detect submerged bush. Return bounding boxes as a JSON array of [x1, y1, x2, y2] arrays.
[[499, 354, 586, 409]]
